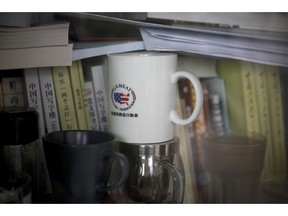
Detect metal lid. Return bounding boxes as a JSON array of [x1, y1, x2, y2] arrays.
[[0, 106, 39, 145]]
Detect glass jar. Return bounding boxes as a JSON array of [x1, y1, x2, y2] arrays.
[[0, 106, 40, 202]]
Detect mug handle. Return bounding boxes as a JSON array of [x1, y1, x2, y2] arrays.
[[96, 151, 129, 192], [158, 160, 184, 203], [170, 71, 203, 125]]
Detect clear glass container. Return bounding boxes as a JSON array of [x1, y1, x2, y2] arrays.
[[0, 106, 40, 202]]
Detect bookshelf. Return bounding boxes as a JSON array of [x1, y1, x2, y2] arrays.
[[0, 12, 288, 204]]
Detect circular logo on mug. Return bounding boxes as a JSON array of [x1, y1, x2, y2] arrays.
[[111, 84, 136, 111]]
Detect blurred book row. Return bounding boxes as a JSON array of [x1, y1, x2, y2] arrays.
[[1, 55, 288, 203], [0, 57, 109, 138], [175, 58, 288, 203]]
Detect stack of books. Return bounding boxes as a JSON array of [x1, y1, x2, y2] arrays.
[[0, 21, 73, 70]]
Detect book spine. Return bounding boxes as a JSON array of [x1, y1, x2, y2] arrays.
[[177, 78, 199, 202], [1, 76, 24, 94], [241, 61, 260, 135], [208, 94, 225, 132], [266, 65, 287, 176], [68, 61, 88, 130], [38, 67, 60, 133], [253, 63, 273, 179], [193, 81, 211, 203], [175, 87, 198, 203], [1, 76, 26, 107], [84, 81, 101, 131], [77, 60, 92, 130], [91, 65, 109, 131], [217, 59, 247, 132], [52, 66, 78, 130], [3, 94, 25, 107], [202, 77, 230, 131], [23, 68, 45, 136], [279, 67, 288, 177]]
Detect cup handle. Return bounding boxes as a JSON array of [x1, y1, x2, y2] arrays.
[[158, 160, 184, 203], [96, 152, 129, 192], [170, 71, 203, 125]]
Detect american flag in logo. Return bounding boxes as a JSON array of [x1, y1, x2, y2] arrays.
[[114, 92, 130, 105]]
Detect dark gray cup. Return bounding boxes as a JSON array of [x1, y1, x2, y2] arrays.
[[42, 130, 129, 203]]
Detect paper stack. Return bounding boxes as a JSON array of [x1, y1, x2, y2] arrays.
[[0, 22, 73, 70]]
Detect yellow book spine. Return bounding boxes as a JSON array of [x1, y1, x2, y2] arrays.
[[266, 65, 286, 176], [241, 61, 260, 134], [52, 66, 78, 130], [68, 61, 87, 130], [77, 60, 92, 130], [253, 63, 273, 180], [217, 59, 247, 131], [175, 88, 198, 203]]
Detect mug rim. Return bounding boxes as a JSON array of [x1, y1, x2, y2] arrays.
[[201, 130, 267, 147], [42, 130, 117, 148]]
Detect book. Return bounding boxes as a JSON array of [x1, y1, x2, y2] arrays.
[[265, 65, 287, 176], [177, 55, 218, 78], [177, 78, 199, 203], [52, 66, 78, 130], [241, 63, 260, 134], [23, 68, 46, 137], [201, 77, 229, 131], [84, 81, 101, 131], [82, 57, 109, 131], [279, 66, 288, 175], [90, 65, 109, 131], [2, 94, 25, 107], [192, 81, 211, 203], [1, 76, 26, 107], [147, 12, 288, 32], [208, 94, 225, 132], [140, 27, 288, 68], [2, 76, 23, 92], [0, 20, 72, 71], [253, 63, 274, 180], [38, 67, 60, 133], [178, 78, 213, 203], [217, 59, 259, 134], [68, 61, 88, 130], [77, 60, 92, 130], [72, 41, 144, 61], [0, 22, 70, 49], [0, 44, 73, 70], [175, 87, 198, 203]]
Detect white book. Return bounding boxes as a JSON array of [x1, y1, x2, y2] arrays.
[[90, 65, 109, 131], [23, 68, 45, 137], [0, 44, 73, 70], [84, 81, 101, 131], [38, 67, 60, 133]]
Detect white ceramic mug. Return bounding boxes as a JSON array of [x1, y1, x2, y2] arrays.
[[107, 51, 203, 143]]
